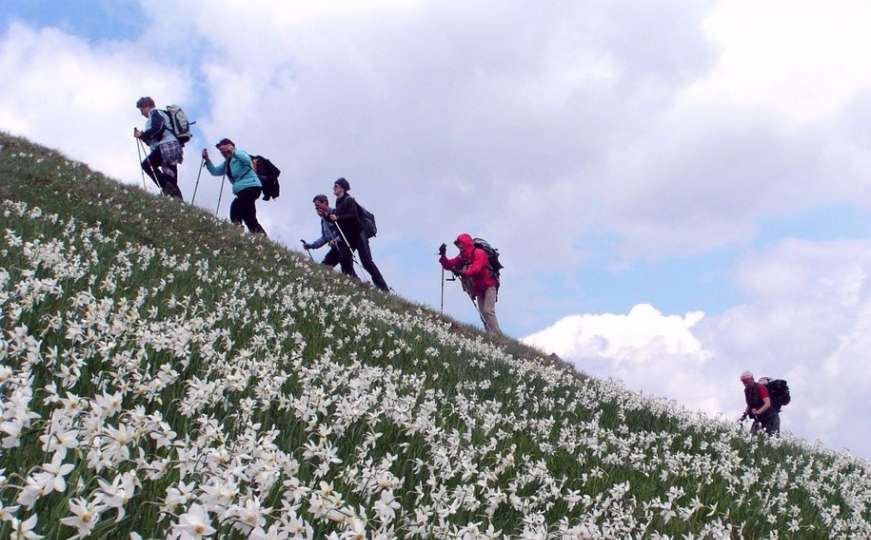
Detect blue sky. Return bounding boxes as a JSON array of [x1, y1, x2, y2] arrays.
[[3, 0, 871, 458]]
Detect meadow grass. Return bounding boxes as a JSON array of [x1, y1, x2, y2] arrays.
[[1, 132, 868, 538]]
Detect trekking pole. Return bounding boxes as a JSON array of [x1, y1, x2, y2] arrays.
[[453, 272, 487, 327], [215, 174, 226, 216], [191, 158, 205, 206], [138, 139, 161, 191], [135, 136, 147, 190], [467, 293, 487, 327], [333, 220, 365, 270], [440, 267, 445, 313], [300, 239, 315, 261]]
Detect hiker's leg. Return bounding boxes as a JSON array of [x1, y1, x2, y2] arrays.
[[229, 196, 243, 226], [142, 149, 162, 188], [750, 420, 761, 435], [355, 233, 388, 290], [478, 287, 502, 335], [240, 188, 266, 235], [337, 243, 359, 278], [765, 412, 780, 436], [160, 162, 183, 199], [322, 246, 340, 267]]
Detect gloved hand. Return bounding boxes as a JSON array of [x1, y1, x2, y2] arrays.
[[303, 243, 312, 250], [438, 243, 447, 256]]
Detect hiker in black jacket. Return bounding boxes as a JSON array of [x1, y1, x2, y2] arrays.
[[329, 178, 389, 291]]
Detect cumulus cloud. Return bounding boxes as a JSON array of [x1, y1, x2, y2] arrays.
[[524, 304, 727, 416], [126, 0, 721, 263], [3, 1, 871, 264], [122, 0, 871, 264], [527, 238, 871, 459], [0, 23, 192, 184]]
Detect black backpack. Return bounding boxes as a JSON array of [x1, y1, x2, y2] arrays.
[[472, 238, 503, 281], [760, 378, 791, 410], [358, 204, 377, 238], [251, 155, 281, 201]]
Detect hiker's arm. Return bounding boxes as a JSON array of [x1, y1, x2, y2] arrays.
[[440, 255, 461, 270], [139, 110, 165, 142], [204, 158, 226, 176], [754, 397, 771, 415], [309, 228, 329, 249], [461, 250, 488, 277]]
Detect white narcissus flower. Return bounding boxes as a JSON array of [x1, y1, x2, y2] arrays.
[[173, 503, 216, 539], [16, 473, 52, 509], [372, 490, 400, 524], [95, 471, 137, 522], [41, 453, 75, 493], [9, 514, 42, 540], [59, 498, 105, 539], [233, 496, 270, 534], [249, 523, 290, 540]]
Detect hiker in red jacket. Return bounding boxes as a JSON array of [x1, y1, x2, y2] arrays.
[[439, 233, 502, 335], [739, 371, 780, 435]]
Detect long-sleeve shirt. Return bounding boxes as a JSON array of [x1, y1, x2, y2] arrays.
[[309, 210, 343, 249], [140, 109, 176, 150], [205, 149, 262, 194]]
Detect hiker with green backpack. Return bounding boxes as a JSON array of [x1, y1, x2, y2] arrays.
[[439, 234, 503, 335], [329, 178, 389, 291], [202, 139, 267, 236], [134, 96, 186, 200]]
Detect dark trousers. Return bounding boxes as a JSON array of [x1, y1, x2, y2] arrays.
[[322, 243, 358, 278], [751, 411, 780, 436], [351, 231, 388, 291], [142, 149, 182, 199], [230, 187, 266, 235]]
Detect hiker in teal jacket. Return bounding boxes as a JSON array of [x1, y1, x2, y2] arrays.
[[202, 138, 266, 235]]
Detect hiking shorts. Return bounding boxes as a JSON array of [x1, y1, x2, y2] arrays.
[[159, 140, 183, 166]]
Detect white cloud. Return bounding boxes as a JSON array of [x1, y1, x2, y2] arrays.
[[524, 304, 727, 418], [7, 1, 871, 268], [525, 303, 708, 363], [689, 0, 871, 125], [0, 23, 191, 185], [527, 238, 871, 459]]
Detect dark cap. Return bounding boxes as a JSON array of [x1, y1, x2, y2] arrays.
[[334, 177, 350, 191], [215, 138, 235, 148]]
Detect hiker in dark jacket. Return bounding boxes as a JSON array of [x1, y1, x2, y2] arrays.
[[202, 139, 266, 235], [440, 234, 502, 335], [329, 178, 389, 291], [304, 194, 357, 278], [740, 371, 780, 435], [134, 97, 183, 199]]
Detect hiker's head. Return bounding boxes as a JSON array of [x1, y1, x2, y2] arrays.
[[312, 194, 329, 215], [454, 233, 474, 256], [740, 371, 755, 387], [136, 96, 155, 117], [215, 138, 235, 158], [333, 177, 350, 197]]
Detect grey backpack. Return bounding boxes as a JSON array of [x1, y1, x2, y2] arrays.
[[162, 105, 194, 145]]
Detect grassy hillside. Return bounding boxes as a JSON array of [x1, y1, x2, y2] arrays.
[[0, 132, 869, 539]]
